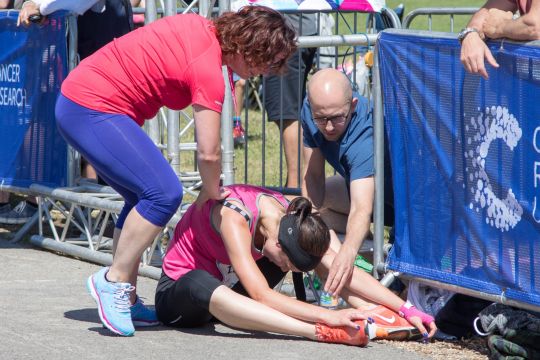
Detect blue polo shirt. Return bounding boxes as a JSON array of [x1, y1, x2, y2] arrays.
[[301, 92, 373, 183]]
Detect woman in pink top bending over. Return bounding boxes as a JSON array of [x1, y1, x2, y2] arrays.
[[157, 185, 437, 346]]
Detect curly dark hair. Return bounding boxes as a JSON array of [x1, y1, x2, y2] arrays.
[[213, 6, 297, 75]]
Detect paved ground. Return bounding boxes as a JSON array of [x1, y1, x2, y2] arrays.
[[0, 239, 430, 360]]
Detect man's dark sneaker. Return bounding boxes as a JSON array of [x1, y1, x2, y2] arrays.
[[0, 203, 12, 219], [0, 201, 37, 224]]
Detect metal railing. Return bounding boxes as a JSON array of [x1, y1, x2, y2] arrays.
[[402, 7, 478, 32], [4, 3, 393, 281]]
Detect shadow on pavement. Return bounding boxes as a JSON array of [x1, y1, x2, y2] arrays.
[[66, 308, 300, 341], [64, 308, 102, 324]]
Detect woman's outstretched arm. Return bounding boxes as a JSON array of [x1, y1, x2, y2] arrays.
[[316, 246, 437, 338], [216, 205, 364, 330]]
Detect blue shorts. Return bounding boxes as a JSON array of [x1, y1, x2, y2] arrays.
[[55, 94, 183, 228]]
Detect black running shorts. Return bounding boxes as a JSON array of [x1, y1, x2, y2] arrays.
[[155, 257, 286, 327]]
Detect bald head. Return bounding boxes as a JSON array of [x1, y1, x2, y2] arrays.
[[306, 69, 357, 141], [307, 68, 352, 107]]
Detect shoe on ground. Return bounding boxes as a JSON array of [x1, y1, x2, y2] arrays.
[[0, 203, 11, 217], [315, 320, 369, 346], [87, 267, 135, 336], [131, 296, 160, 327], [0, 201, 37, 224], [363, 305, 422, 341]]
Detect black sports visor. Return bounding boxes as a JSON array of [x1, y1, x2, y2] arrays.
[[278, 214, 322, 272]]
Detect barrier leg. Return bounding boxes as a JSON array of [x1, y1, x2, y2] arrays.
[[29, 235, 161, 280], [10, 209, 43, 243]]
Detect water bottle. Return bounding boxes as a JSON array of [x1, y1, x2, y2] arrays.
[[319, 291, 339, 310]]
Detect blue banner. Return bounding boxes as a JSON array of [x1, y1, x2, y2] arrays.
[[0, 11, 68, 188], [379, 30, 540, 306]]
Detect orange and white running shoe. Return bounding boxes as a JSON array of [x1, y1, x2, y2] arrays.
[[315, 320, 370, 346], [362, 305, 422, 341]]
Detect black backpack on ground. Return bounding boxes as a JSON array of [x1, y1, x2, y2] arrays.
[[476, 303, 540, 360], [434, 293, 492, 338]]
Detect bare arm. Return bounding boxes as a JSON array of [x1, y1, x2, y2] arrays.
[[0, 0, 13, 9], [325, 177, 374, 296], [301, 146, 326, 208], [468, 0, 517, 30], [318, 249, 402, 310], [32, 0, 104, 15], [17, 0, 104, 26], [193, 105, 229, 206], [484, 0, 540, 40], [317, 248, 437, 338], [217, 206, 364, 329], [460, 0, 517, 78]]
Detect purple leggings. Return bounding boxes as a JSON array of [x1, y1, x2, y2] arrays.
[[55, 94, 182, 228]]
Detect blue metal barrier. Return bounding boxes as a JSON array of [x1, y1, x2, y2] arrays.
[[378, 29, 540, 307], [0, 11, 68, 188]]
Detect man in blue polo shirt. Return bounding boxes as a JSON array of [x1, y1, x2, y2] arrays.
[[301, 68, 383, 297]]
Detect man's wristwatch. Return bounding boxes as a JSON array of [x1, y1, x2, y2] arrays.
[[457, 27, 480, 44]]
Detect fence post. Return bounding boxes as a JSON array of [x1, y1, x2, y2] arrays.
[[66, 15, 80, 187], [199, 0, 215, 19], [143, 0, 161, 146], [164, 0, 181, 175], [372, 41, 385, 280], [219, 0, 235, 186]]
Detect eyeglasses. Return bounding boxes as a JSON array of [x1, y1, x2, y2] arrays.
[[312, 106, 351, 126]]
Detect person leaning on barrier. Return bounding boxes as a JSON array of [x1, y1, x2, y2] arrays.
[[300, 68, 393, 298], [54, 6, 297, 337], [17, 0, 106, 26], [460, 0, 540, 79]]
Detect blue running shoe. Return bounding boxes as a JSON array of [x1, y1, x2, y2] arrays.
[[87, 267, 135, 336], [131, 296, 160, 327]]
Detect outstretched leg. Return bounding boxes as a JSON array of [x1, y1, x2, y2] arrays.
[[156, 270, 368, 346], [210, 285, 315, 338]]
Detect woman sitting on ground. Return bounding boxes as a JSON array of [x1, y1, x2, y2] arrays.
[[156, 184, 437, 346]]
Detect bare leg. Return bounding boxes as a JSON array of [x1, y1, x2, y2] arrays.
[[280, 119, 302, 188], [112, 227, 121, 257], [209, 286, 317, 340], [320, 208, 348, 234], [107, 208, 161, 303], [111, 227, 139, 302], [234, 79, 246, 116], [318, 175, 350, 233], [81, 158, 98, 180]]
